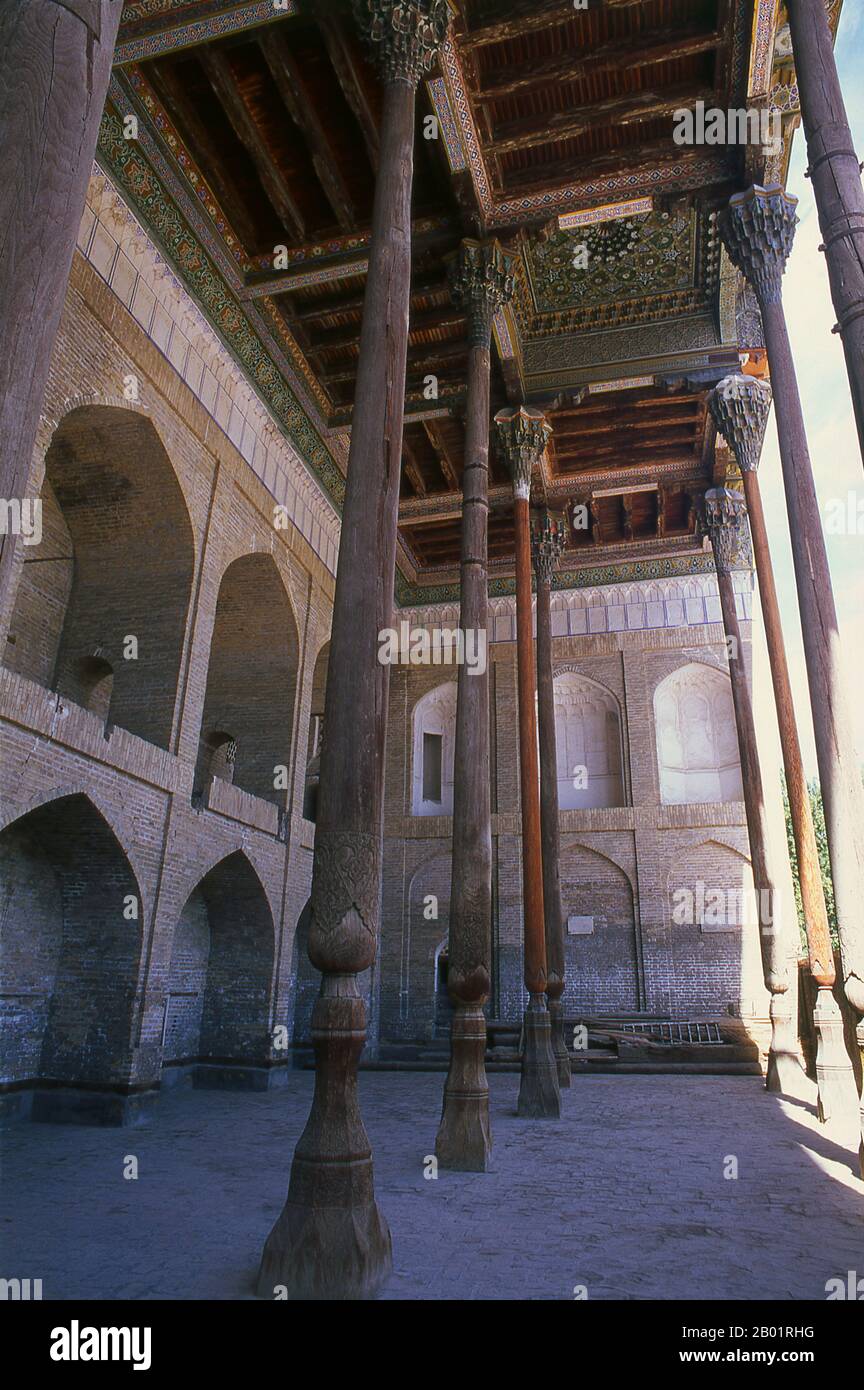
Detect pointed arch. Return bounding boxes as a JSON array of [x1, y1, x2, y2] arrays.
[[164, 850, 276, 1075], [411, 681, 458, 816], [195, 553, 300, 805], [558, 838, 639, 1013], [654, 661, 743, 805], [552, 669, 625, 809], [6, 405, 195, 749], [0, 793, 144, 1097]]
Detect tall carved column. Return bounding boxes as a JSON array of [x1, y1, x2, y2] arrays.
[[699, 487, 800, 1095], [720, 186, 864, 1168], [530, 509, 571, 1090], [786, 0, 864, 469], [258, 0, 449, 1300], [0, 0, 123, 629], [494, 408, 560, 1119], [710, 376, 858, 1124], [435, 239, 514, 1171]]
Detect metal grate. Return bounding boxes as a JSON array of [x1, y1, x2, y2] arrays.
[[621, 1021, 722, 1045]]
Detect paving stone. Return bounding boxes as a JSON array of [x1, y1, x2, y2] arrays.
[[2, 1072, 861, 1301]]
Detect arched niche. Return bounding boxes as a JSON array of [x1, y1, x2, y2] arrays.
[[303, 640, 329, 823], [654, 662, 743, 805], [0, 793, 143, 1095], [5, 405, 195, 749], [195, 554, 299, 805], [559, 840, 638, 1013], [164, 851, 276, 1074], [553, 669, 625, 810], [666, 840, 759, 1016], [411, 681, 457, 816]]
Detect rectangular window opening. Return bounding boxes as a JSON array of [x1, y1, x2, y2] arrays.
[[422, 732, 443, 803]]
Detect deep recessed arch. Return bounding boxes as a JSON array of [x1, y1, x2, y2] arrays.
[[654, 662, 742, 805], [0, 793, 143, 1096], [552, 669, 625, 809], [303, 639, 329, 822], [164, 851, 276, 1075], [195, 553, 300, 805], [5, 405, 195, 748], [411, 681, 457, 816]]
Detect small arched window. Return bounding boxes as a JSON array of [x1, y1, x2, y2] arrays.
[[75, 654, 114, 721]]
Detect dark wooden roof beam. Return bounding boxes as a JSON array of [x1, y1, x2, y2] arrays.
[[199, 47, 306, 241], [316, 11, 380, 172], [423, 419, 461, 490], [461, 0, 646, 50], [487, 84, 713, 157], [475, 27, 722, 102], [259, 29, 356, 232]]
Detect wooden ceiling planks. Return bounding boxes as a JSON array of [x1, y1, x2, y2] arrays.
[[133, 0, 740, 579]]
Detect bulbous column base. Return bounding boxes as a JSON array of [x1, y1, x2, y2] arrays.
[[257, 974, 392, 1300], [435, 1001, 492, 1171], [547, 996, 571, 1089], [517, 995, 561, 1118], [812, 986, 860, 1125], [765, 993, 806, 1097]]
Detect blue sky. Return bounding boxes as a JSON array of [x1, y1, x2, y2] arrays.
[[758, 3, 864, 775]]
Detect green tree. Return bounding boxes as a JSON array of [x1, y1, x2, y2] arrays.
[[781, 771, 837, 950]]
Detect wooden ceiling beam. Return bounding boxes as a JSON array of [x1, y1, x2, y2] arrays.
[[147, 64, 262, 252], [199, 47, 306, 242], [259, 29, 356, 233], [487, 83, 713, 156], [293, 273, 449, 322], [310, 305, 467, 354], [461, 0, 645, 50], [423, 418, 461, 490], [401, 436, 428, 498], [551, 416, 702, 440], [316, 10, 380, 172], [475, 27, 722, 102]]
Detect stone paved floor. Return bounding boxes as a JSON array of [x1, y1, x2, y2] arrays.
[[2, 1073, 862, 1300]]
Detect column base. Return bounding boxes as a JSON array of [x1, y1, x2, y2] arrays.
[[765, 993, 807, 1097], [547, 997, 571, 1089], [813, 986, 860, 1125], [257, 1192, 392, 1302], [257, 973, 392, 1301], [435, 1002, 492, 1171], [517, 997, 560, 1119]]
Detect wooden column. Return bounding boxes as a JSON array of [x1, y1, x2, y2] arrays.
[[494, 408, 560, 1119], [435, 239, 514, 1171], [258, 0, 449, 1300], [786, 0, 864, 470], [710, 375, 858, 1124], [530, 509, 571, 1090], [0, 1, 123, 629], [721, 186, 864, 1170], [699, 487, 800, 1095]]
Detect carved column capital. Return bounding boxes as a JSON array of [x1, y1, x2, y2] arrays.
[[709, 373, 772, 474], [447, 238, 515, 348], [719, 185, 798, 305], [699, 486, 753, 575], [352, 0, 450, 85], [530, 509, 566, 587], [494, 406, 551, 500]]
